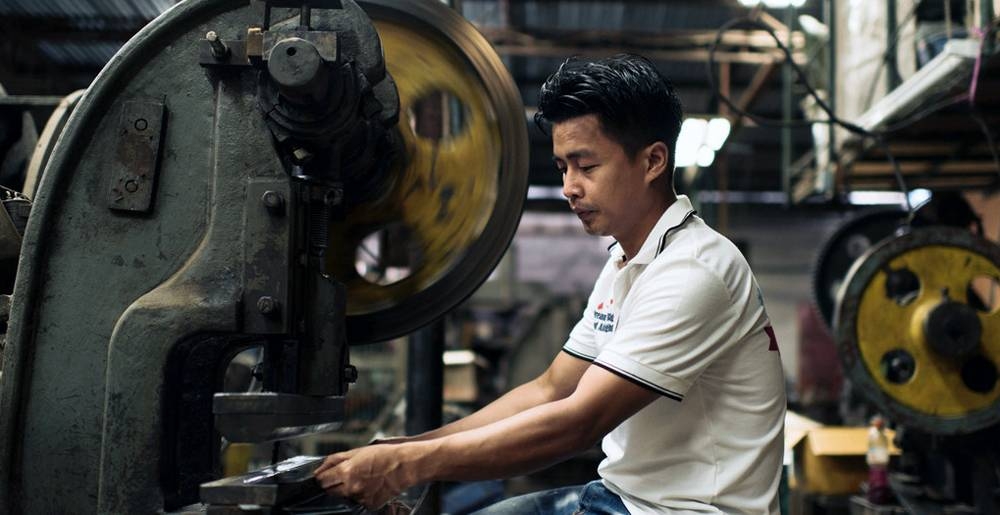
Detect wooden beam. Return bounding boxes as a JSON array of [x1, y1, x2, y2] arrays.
[[850, 160, 1000, 176], [479, 27, 805, 50], [869, 142, 1000, 157], [493, 45, 800, 65], [728, 61, 778, 135], [849, 176, 997, 189]]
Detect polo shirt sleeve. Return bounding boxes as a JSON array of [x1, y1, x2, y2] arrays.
[[593, 258, 736, 401]]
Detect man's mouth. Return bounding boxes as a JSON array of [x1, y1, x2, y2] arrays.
[[573, 208, 597, 222]]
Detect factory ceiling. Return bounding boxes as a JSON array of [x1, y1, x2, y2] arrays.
[[3, 0, 954, 205]]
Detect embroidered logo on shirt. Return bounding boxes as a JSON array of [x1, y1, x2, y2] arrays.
[[593, 300, 615, 332]]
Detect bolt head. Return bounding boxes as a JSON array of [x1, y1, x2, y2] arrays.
[[256, 296, 279, 316], [292, 147, 314, 164], [261, 190, 284, 211], [344, 365, 359, 383]]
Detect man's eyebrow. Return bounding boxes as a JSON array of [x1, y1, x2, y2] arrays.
[[553, 150, 595, 162]]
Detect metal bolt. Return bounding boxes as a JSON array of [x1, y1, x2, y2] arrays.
[[124, 179, 139, 193], [261, 190, 284, 212], [326, 187, 343, 206], [134, 118, 148, 131], [292, 147, 313, 164], [344, 365, 359, 383], [256, 296, 279, 316], [206, 30, 230, 59]]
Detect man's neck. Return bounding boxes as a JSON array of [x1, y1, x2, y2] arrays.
[[618, 195, 676, 261]]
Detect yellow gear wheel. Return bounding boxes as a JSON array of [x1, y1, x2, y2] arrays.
[[836, 227, 1000, 434], [333, 0, 528, 343]]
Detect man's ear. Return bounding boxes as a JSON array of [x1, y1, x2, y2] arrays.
[[643, 141, 669, 185]]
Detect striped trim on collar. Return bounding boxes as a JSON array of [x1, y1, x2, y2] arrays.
[[655, 209, 697, 256]]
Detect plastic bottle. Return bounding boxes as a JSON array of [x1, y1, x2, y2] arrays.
[[866, 415, 891, 504]]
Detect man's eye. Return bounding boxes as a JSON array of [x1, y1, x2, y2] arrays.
[[580, 164, 597, 171]]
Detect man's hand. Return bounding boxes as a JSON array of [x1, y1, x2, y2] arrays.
[[313, 444, 422, 511]]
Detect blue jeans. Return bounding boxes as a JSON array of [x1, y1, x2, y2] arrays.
[[469, 480, 629, 515]]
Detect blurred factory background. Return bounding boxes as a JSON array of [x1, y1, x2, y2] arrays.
[[0, 0, 999, 514]]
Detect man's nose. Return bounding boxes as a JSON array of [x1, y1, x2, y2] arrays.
[[562, 171, 581, 200]]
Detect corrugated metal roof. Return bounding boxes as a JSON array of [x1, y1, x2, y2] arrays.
[[36, 40, 123, 68], [462, 0, 747, 32], [0, 0, 174, 29]]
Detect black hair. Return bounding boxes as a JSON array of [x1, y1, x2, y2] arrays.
[[535, 53, 684, 174]]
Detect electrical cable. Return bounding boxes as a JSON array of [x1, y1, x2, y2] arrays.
[[706, 16, 914, 212], [708, 13, 998, 214]]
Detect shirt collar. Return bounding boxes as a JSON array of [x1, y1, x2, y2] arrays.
[[608, 195, 697, 266]]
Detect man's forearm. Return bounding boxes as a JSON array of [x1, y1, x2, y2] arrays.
[[400, 378, 560, 442], [403, 396, 599, 483]]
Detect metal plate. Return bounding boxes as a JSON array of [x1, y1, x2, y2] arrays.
[[107, 100, 166, 213], [330, 1, 529, 343], [835, 227, 1000, 434]]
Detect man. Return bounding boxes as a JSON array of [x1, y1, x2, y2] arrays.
[[316, 54, 786, 514]]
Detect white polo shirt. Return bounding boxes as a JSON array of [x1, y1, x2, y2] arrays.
[[563, 195, 785, 515]]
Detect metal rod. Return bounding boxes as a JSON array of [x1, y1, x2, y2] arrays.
[[718, 61, 730, 233], [300, 5, 312, 29], [781, 5, 794, 206], [406, 320, 444, 515], [826, 0, 837, 195], [406, 322, 444, 434], [982, 0, 995, 55]]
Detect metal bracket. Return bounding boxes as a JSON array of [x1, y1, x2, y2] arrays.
[[108, 100, 165, 213], [200, 29, 338, 68], [243, 179, 293, 334]]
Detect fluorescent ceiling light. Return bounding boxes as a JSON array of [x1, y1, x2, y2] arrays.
[[798, 14, 829, 38], [848, 191, 907, 205], [908, 188, 932, 206], [696, 146, 716, 167], [527, 185, 564, 200], [675, 117, 729, 168], [741, 0, 807, 7], [848, 189, 933, 206], [706, 118, 731, 151]]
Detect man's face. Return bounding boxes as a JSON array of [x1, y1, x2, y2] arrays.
[[552, 114, 649, 239]]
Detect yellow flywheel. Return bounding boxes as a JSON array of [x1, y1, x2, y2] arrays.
[[331, 0, 529, 343], [835, 227, 1000, 434]]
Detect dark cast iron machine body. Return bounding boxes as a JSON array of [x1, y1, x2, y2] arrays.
[[0, 0, 528, 513]]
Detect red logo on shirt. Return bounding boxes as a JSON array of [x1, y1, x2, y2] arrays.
[[764, 326, 778, 352]]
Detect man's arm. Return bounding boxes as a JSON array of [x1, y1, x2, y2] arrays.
[[381, 351, 591, 443], [315, 364, 660, 509]]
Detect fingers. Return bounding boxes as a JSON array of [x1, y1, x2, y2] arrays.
[[313, 452, 348, 475]]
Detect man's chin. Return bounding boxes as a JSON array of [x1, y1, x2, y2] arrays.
[[580, 223, 606, 236]]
